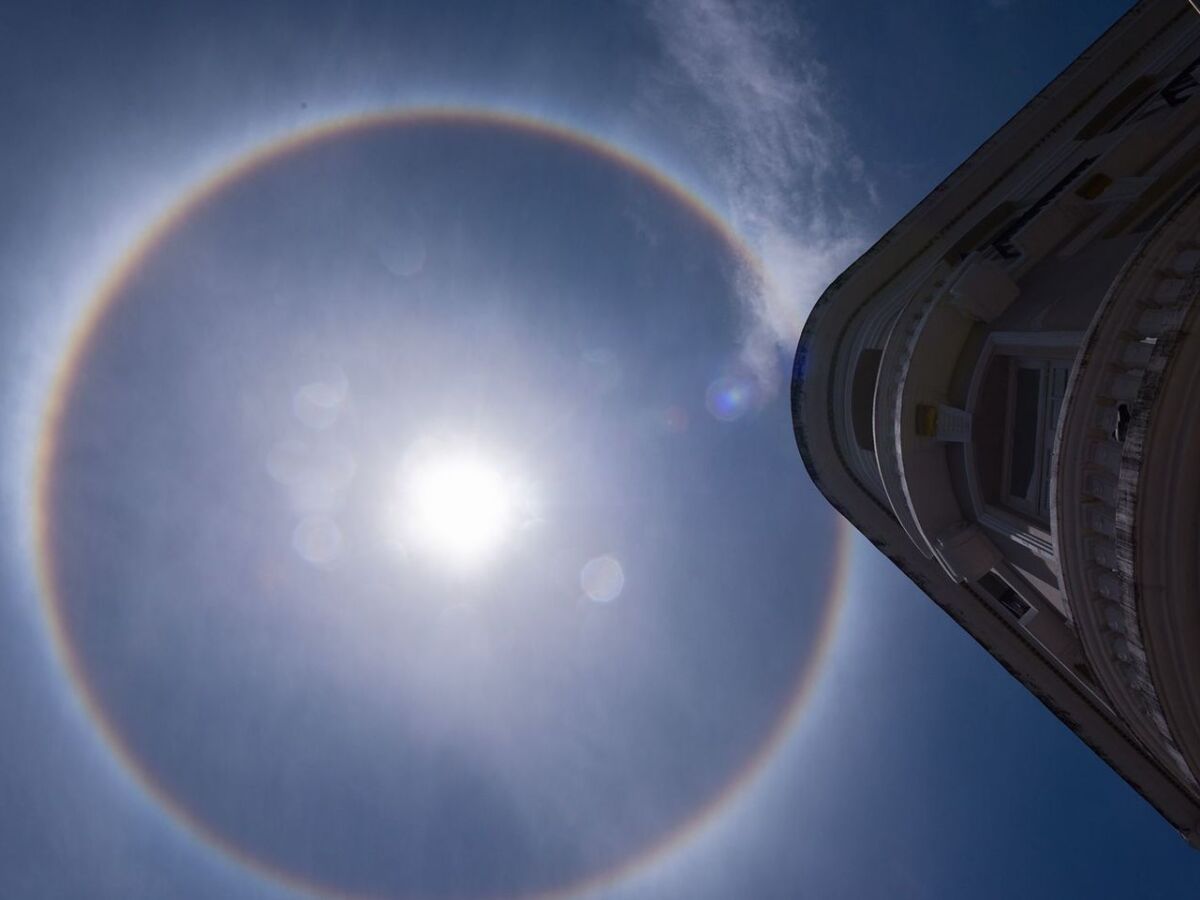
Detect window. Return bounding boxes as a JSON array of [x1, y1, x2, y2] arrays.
[[1101, 55, 1200, 135], [991, 158, 1096, 259], [964, 332, 1082, 552], [978, 571, 1032, 621], [850, 349, 883, 451], [1002, 358, 1070, 522], [1074, 76, 1154, 139]]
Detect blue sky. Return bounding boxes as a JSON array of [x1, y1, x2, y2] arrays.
[[2, 2, 1199, 898]]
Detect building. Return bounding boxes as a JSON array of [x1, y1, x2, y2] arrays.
[[792, 0, 1200, 843]]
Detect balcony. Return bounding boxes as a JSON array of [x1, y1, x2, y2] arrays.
[[1053, 183, 1200, 790], [873, 254, 1021, 581]]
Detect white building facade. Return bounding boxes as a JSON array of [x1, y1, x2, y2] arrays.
[[793, 0, 1200, 842]]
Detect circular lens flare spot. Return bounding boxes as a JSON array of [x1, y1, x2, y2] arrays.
[[394, 450, 517, 570], [293, 515, 343, 566], [705, 373, 757, 422], [580, 555, 625, 603]]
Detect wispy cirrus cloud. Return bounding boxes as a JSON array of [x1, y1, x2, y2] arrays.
[[640, 0, 873, 391]]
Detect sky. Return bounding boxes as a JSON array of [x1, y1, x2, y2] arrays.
[[2, 1, 1199, 899]]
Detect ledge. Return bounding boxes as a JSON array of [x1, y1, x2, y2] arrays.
[[1053, 182, 1200, 791]]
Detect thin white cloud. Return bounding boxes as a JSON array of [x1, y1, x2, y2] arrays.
[[641, 0, 872, 392]]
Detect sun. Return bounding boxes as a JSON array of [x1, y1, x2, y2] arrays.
[[394, 449, 518, 570]]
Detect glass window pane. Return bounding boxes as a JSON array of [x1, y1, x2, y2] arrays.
[[1040, 446, 1054, 517], [1009, 367, 1042, 498], [1038, 362, 1071, 515]]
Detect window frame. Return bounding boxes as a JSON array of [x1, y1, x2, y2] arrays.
[[1000, 356, 1072, 523], [962, 331, 1083, 556]]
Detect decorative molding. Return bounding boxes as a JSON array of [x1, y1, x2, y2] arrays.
[[1054, 181, 1200, 791], [978, 507, 1056, 559]]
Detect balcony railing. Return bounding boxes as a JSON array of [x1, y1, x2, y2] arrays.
[[1053, 184, 1200, 789]]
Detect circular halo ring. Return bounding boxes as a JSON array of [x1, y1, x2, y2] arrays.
[[31, 107, 853, 900]]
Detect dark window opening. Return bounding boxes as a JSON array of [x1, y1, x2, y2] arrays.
[[979, 572, 1031, 620], [1114, 403, 1131, 442], [1162, 55, 1200, 107], [943, 202, 1018, 265], [1008, 368, 1041, 498], [992, 158, 1097, 259], [972, 356, 1011, 505], [851, 348, 883, 451], [1110, 54, 1200, 132], [1075, 76, 1155, 139], [1002, 359, 1070, 522]]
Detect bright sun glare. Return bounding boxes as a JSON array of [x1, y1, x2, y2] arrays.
[[397, 451, 517, 569]]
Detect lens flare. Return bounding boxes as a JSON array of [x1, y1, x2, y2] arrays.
[[705, 373, 757, 422], [580, 555, 625, 603], [292, 514, 343, 566], [292, 366, 348, 430]]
